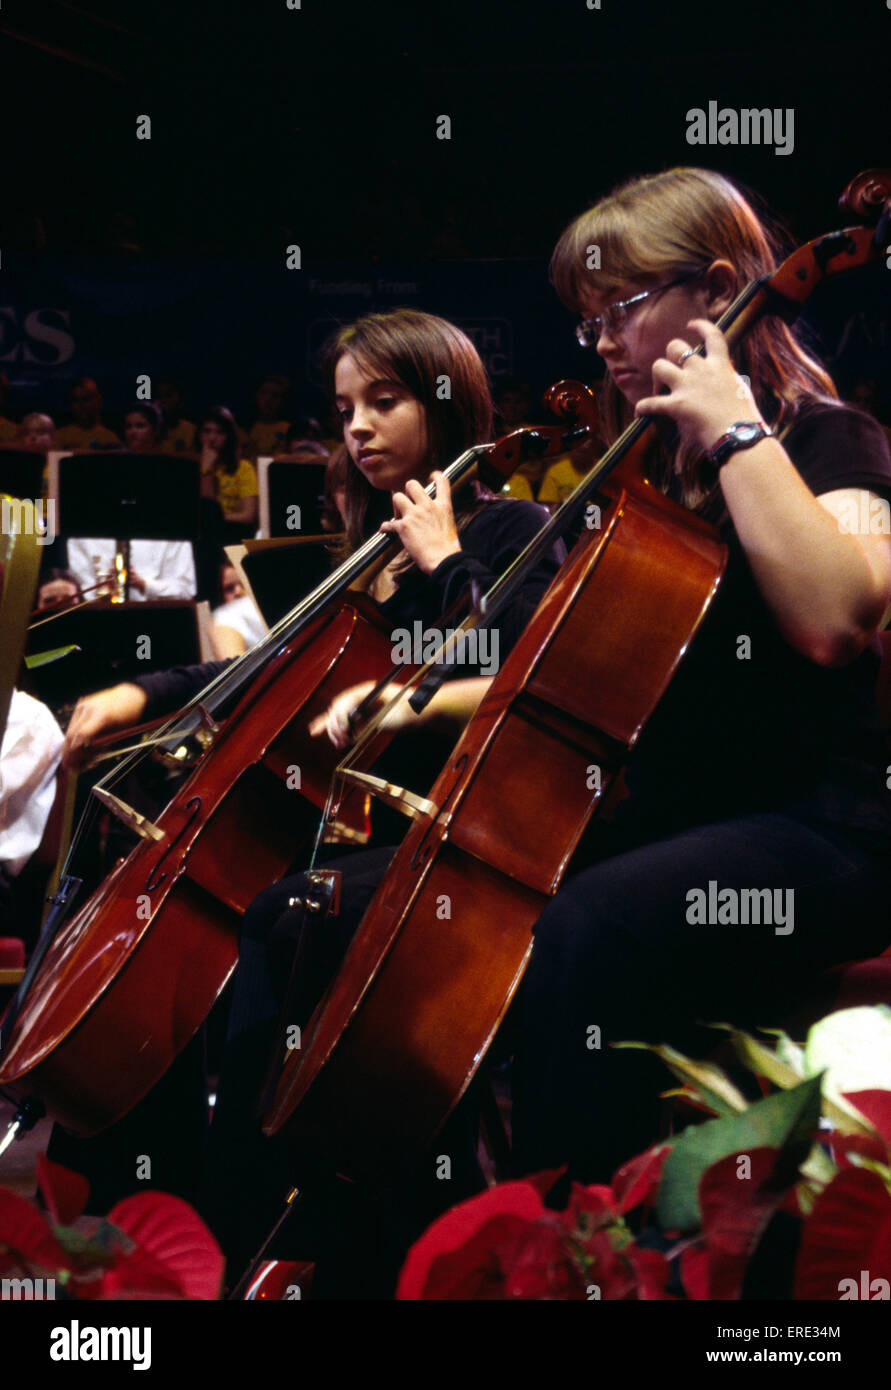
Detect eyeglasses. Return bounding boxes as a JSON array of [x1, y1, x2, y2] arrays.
[[575, 271, 702, 348]]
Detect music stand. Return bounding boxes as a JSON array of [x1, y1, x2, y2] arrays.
[[49, 451, 200, 600], [257, 456, 328, 538], [0, 447, 47, 504]]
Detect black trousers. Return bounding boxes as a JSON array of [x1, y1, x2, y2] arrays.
[[198, 846, 486, 1296], [510, 811, 891, 1185]]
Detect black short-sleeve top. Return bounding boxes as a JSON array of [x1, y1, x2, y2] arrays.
[[619, 403, 891, 841]]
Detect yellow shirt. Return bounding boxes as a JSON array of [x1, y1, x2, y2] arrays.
[[55, 423, 121, 450], [538, 456, 587, 505], [160, 419, 196, 454], [499, 473, 535, 501], [214, 458, 259, 518], [245, 421, 290, 460]]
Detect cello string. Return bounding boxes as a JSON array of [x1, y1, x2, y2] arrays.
[[59, 445, 494, 875]]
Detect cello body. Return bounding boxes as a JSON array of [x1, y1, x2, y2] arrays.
[[0, 594, 396, 1134], [265, 449, 727, 1179]]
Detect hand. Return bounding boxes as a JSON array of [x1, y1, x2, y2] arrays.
[[379, 470, 461, 575], [634, 319, 766, 454], [37, 578, 79, 610], [63, 683, 148, 767], [98, 567, 146, 595], [308, 681, 412, 749]]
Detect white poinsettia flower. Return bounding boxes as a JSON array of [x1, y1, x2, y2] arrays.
[[804, 1005, 891, 1109]]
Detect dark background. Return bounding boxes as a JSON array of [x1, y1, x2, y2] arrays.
[[1, 0, 889, 419]]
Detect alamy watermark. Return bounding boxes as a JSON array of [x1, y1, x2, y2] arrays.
[[1, 496, 56, 546], [686, 102, 794, 157], [390, 621, 499, 676], [2, 1275, 55, 1299], [685, 881, 794, 935]]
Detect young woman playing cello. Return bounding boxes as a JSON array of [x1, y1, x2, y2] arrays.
[[50, 309, 562, 1235], [505, 166, 891, 1184]]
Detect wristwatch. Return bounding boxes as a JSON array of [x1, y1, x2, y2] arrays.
[[706, 421, 774, 467]]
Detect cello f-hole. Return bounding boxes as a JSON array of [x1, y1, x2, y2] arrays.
[[144, 796, 202, 893], [409, 754, 468, 872]]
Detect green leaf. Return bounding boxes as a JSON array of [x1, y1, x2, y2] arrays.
[[616, 1040, 748, 1117], [24, 644, 80, 669], [726, 1028, 803, 1090], [656, 1073, 824, 1232]]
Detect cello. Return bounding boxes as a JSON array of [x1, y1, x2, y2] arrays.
[[0, 410, 598, 1138], [264, 169, 891, 1181]]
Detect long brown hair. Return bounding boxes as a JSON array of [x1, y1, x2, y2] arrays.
[[550, 167, 838, 511], [321, 308, 494, 560]]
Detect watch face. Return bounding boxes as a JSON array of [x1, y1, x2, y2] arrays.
[[733, 423, 761, 444]]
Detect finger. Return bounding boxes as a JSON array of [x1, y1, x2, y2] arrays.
[[403, 478, 428, 503], [689, 319, 728, 358], [431, 469, 451, 509], [390, 491, 410, 517], [635, 394, 676, 418], [665, 337, 693, 363], [650, 358, 685, 387], [308, 714, 326, 737]]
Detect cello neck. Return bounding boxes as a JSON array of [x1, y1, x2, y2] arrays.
[[157, 443, 494, 732]]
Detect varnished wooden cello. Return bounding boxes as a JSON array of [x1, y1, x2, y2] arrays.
[[264, 169, 891, 1181], [0, 411, 596, 1136]]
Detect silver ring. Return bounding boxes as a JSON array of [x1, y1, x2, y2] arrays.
[[677, 348, 696, 366]]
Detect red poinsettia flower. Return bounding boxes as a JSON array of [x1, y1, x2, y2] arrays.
[[398, 1148, 673, 1301], [103, 1192, 224, 1300], [0, 1187, 72, 1281], [1, 1164, 223, 1301], [696, 1147, 795, 1300], [794, 1169, 891, 1300]]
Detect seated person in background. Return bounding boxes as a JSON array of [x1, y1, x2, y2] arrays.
[[537, 453, 588, 508], [494, 376, 546, 500], [243, 374, 292, 460], [0, 688, 64, 931], [197, 406, 259, 537], [46, 402, 197, 603], [274, 419, 329, 458], [0, 373, 17, 442], [278, 415, 325, 450], [156, 378, 196, 454], [321, 443, 349, 535], [16, 412, 56, 451], [209, 559, 268, 658], [55, 378, 120, 451]]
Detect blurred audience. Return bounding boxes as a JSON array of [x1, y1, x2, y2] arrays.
[[197, 406, 259, 538], [0, 374, 18, 442], [16, 412, 56, 451], [123, 400, 166, 452], [244, 374, 292, 460], [156, 379, 196, 454], [56, 378, 121, 450]]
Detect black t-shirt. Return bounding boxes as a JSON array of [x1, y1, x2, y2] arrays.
[[618, 403, 891, 841]]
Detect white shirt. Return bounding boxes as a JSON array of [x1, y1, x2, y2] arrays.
[[211, 594, 268, 648], [67, 538, 197, 601], [0, 689, 64, 877]]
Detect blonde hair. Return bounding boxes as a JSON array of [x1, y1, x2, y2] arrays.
[[550, 167, 837, 510]]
